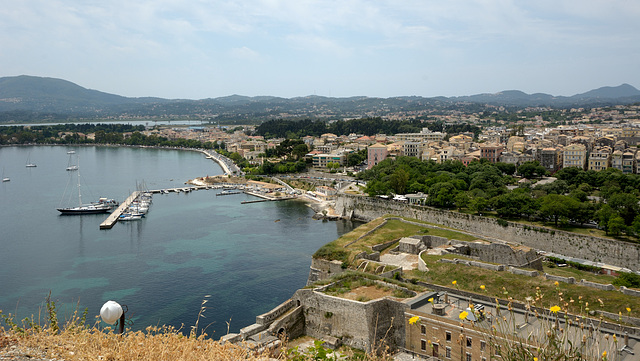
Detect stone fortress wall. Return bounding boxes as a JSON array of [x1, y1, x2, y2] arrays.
[[335, 195, 640, 272]]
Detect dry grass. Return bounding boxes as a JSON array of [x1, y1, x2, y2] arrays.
[[1, 323, 275, 361], [0, 313, 393, 361]]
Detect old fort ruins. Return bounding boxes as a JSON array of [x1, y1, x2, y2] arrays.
[[220, 194, 640, 359]]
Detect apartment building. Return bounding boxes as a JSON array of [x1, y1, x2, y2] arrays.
[[395, 127, 445, 142], [479, 144, 504, 163], [563, 143, 587, 170], [538, 147, 562, 173], [588, 146, 612, 172], [367, 143, 388, 169], [611, 149, 637, 174]]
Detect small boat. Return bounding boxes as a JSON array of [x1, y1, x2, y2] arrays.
[[26, 152, 37, 167], [118, 213, 143, 221], [2, 168, 9, 182], [66, 153, 78, 171], [67, 150, 75, 154]]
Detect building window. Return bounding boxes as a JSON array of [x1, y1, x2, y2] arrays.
[[446, 346, 451, 359], [421, 325, 426, 335], [446, 331, 451, 342], [466, 352, 472, 361], [421, 339, 427, 351], [482, 357, 487, 361], [467, 336, 472, 348], [481, 340, 486, 351]]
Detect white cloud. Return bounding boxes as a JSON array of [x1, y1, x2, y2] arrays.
[[229, 46, 261, 61]]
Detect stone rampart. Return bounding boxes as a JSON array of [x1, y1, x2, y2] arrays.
[[372, 239, 399, 252], [621, 286, 640, 297], [292, 287, 406, 352], [256, 299, 296, 326], [544, 273, 576, 284], [508, 267, 538, 277], [579, 279, 616, 291], [379, 267, 404, 279], [308, 259, 345, 285], [267, 305, 304, 340], [336, 195, 640, 272]]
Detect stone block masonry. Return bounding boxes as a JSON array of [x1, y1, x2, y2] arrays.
[[544, 273, 576, 284], [335, 195, 640, 272], [292, 287, 407, 352], [579, 279, 616, 291]]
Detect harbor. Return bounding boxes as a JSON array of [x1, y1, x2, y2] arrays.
[[99, 191, 141, 229], [98, 182, 289, 229]]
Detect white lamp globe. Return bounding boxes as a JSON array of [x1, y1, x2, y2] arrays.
[[100, 300, 123, 325]]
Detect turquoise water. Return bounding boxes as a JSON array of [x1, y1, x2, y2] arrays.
[[0, 146, 359, 337]]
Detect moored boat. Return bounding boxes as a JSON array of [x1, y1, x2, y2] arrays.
[[57, 157, 116, 215]]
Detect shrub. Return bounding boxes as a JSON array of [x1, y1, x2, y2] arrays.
[[613, 272, 640, 288]]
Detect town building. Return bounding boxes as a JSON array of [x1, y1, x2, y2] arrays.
[[395, 127, 446, 142], [479, 144, 504, 163], [562, 143, 587, 170], [313, 152, 347, 168], [367, 143, 389, 169], [588, 146, 612, 172]]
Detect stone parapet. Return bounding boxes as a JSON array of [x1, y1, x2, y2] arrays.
[[508, 267, 538, 277], [256, 299, 295, 326], [544, 273, 576, 284], [621, 286, 640, 297], [579, 279, 616, 291]]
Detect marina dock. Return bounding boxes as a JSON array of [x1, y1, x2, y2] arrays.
[[100, 191, 140, 229]]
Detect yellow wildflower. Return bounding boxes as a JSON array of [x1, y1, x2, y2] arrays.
[[627, 307, 631, 313], [409, 316, 420, 325], [534, 358, 538, 361], [554, 281, 559, 287], [550, 305, 561, 313], [452, 280, 457, 285], [459, 311, 468, 320], [428, 297, 434, 303], [480, 285, 486, 290], [603, 350, 607, 357]]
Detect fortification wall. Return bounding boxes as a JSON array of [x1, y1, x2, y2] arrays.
[[336, 195, 640, 272], [292, 288, 406, 352]]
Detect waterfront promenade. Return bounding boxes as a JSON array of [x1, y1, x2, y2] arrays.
[[201, 149, 241, 175]]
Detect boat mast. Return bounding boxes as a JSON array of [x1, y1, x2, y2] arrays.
[[77, 156, 82, 206]]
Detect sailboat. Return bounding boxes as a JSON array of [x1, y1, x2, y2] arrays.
[[57, 157, 114, 215], [2, 168, 9, 182], [66, 153, 78, 171], [26, 152, 37, 168]]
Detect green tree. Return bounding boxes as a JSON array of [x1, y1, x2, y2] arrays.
[[389, 168, 410, 194], [608, 216, 626, 236], [539, 194, 574, 226], [426, 182, 457, 208], [517, 161, 547, 178]]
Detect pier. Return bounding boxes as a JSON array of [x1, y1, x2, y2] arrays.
[[100, 191, 140, 229]]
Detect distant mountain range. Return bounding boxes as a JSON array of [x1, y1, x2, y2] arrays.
[[0, 75, 639, 123]]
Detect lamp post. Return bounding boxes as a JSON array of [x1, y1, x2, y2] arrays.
[[100, 300, 126, 334]]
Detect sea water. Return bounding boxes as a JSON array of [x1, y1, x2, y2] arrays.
[[0, 145, 359, 337]]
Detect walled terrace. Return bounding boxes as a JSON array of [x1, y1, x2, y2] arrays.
[[335, 194, 640, 273]]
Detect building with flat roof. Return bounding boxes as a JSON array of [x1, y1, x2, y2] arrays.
[[404, 290, 638, 360]]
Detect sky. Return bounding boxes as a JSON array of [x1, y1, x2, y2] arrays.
[[1, 1, 639, 100]]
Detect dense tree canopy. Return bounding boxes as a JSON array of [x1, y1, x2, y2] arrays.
[[359, 156, 640, 239], [254, 118, 481, 139]]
